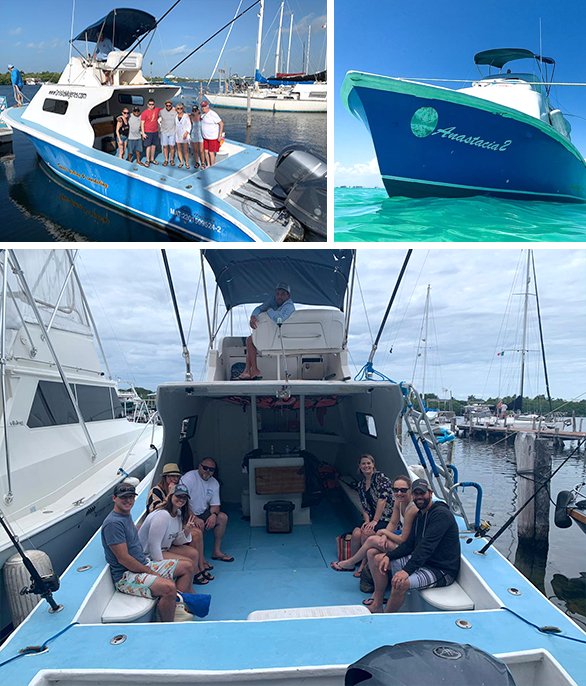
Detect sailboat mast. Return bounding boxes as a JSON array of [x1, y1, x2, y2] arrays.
[[254, 0, 265, 88], [305, 24, 311, 73], [531, 252, 553, 412], [275, 1, 284, 76], [518, 250, 531, 409], [286, 13, 293, 73], [422, 285, 430, 402]]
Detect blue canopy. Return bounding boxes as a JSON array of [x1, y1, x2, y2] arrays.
[[204, 250, 354, 311], [73, 8, 156, 51], [474, 48, 555, 69]]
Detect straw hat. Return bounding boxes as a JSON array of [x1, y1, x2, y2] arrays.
[[162, 463, 182, 477]]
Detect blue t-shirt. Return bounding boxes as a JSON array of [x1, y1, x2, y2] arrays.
[[10, 68, 23, 88], [101, 510, 148, 583], [252, 297, 295, 323]]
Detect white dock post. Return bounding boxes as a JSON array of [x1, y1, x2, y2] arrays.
[[514, 433, 551, 548], [246, 89, 252, 128]]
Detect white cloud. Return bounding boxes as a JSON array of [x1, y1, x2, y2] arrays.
[[159, 45, 189, 57], [9, 27, 23, 36], [334, 158, 383, 187]]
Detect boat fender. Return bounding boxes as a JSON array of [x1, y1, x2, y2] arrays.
[[4, 551, 56, 627], [554, 490, 573, 529]]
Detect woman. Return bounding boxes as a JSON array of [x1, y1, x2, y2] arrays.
[[139, 484, 211, 585], [146, 463, 181, 514], [347, 454, 394, 574], [115, 108, 130, 159], [175, 104, 192, 169], [189, 106, 205, 169], [331, 475, 417, 574]]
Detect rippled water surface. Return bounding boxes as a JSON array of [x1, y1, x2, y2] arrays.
[[335, 187, 586, 242]]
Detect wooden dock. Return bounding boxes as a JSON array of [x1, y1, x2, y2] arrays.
[[457, 422, 586, 449]]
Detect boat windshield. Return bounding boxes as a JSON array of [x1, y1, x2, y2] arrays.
[[204, 250, 354, 310], [73, 8, 156, 51]]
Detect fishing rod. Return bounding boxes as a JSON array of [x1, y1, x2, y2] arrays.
[[477, 437, 585, 554], [168, 0, 261, 74], [0, 509, 62, 614], [161, 250, 192, 382]]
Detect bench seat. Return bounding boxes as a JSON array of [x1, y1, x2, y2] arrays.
[[102, 590, 157, 623], [419, 581, 474, 611]]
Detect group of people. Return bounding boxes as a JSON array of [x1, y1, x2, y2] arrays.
[[101, 457, 232, 622], [115, 99, 224, 170], [331, 453, 461, 614]]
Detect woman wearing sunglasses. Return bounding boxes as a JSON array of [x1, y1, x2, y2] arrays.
[[331, 475, 417, 573]]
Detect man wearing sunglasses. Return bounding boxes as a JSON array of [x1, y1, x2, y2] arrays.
[[365, 478, 460, 613], [181, 458, 233, 563]]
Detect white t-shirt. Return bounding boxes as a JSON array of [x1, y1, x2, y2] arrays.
[[181, 470, 221, 516], [201, 109, 222, 140], [138, 508, 191, 561]]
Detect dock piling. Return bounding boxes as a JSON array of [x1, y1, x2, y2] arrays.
[[514, 433, 551, 549]]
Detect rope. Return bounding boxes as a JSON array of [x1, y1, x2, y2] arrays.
[[501, 606, 586, 645], [0, 622, 79, 668]]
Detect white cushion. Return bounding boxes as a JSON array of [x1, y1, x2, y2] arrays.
[[420, 581, 474, 611], [102, 591, 156, 623], [252, 309, 344, 353], [247, 605, 369, 620], [105, 51, 143, 70]]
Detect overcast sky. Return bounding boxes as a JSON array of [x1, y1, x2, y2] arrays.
[[75, 248, 585, 405]]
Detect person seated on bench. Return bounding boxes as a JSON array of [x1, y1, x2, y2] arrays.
[[238, 282, 295, 380], [331, 475, 417, 574], [101, 482, 196, 622], [139, 484, 211, 586], [181, 457, 234, 565], [364, 478, 460, 613], [146, 462, 181, 514]]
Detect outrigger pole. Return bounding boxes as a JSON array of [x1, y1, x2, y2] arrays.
[[161, 250, 192, 382]]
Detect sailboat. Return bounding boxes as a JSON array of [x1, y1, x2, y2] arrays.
[[209, 1, 327, 113], [0, 249, 584, 684], [0, 250, 163, 638]]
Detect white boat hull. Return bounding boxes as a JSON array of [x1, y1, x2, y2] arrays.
[[209, 92, 326, 112]]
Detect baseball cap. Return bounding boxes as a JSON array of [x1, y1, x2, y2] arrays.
[[201, 100, 209, 106], [173, 484, 190, 499], [275, 282, 290, 294], [8, 64, 14, 69], [411, 478, 431, 493], [114, 482, 136, 497]]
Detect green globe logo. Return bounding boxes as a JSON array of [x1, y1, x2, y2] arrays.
[[410, 107, 439, 138]]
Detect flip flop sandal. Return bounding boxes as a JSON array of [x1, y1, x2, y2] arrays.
[[178, 163, 184, 168], [151, 160, 159, 165], [162, 161, 168, 166], [211, 554, 234, 562], [330, 561, 355, 572], [170, 160, 175, 166], [362, 597, 389, 606], [193, 572, 209, 585], [203, 570, 215, 581]]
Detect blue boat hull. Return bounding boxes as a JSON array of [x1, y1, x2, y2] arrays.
[[342, 72, 586, 202]]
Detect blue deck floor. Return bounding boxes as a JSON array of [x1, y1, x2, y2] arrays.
[[202, 496, 366, 620]]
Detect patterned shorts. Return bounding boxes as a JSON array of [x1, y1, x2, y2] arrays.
[[115, 559, 178, 599], [390, 555, 454, 589]]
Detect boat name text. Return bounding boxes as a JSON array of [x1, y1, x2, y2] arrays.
[[431, 126, 511, 152], [57, 164, 109, 189], [170, 207, 223, 234], [48, 90, 87, 99]]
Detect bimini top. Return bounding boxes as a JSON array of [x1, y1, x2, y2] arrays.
[[204, 250, 354, 311], [474, 48, 555, 69], [73, 8, 156, 51]]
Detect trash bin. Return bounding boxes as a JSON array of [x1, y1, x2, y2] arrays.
[[263, 500, 295, 533], [345, 641, 516, 686]]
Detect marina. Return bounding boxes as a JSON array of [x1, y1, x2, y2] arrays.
[[0, 249, 584, 684]]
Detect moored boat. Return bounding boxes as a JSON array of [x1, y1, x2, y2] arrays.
[[342, 48, 586, 202], [3, 8, 326, 241], [0, 249, 584, 684]]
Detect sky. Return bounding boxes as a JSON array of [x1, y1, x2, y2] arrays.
[[0, 0, 326, 79], [75, 248, 586, 405], [334, 0, 586, 187]]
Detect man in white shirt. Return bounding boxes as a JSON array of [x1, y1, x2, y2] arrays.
[[199, 100, 224, 167], [181, 457, 233, 563]]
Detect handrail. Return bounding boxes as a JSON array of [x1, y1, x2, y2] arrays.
[[117, 411, 161, 473]]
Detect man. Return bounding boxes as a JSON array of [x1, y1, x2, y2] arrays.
[[238, 282, 295, 380], [159, 100, 177, 166], [365, 478, 460, 613], [181, 458, 233, 563], [140, 99, 161, 167], [101, 481, 195, 621], [200, 100, 224, 167], [8, 65, 24, 107], [127, 106, 144, 165]]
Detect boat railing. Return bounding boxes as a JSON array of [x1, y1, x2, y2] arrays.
[[116, 410, 160, 476]]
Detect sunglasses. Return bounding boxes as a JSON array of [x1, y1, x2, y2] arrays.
[[392, 487, 409, 494], [200, 465, 215, 473], [122, 111, 129, 115], [412, 489, 428, 495]]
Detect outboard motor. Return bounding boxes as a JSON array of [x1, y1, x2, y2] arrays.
[[345, 641, 517, 686], [273, 145, 327, 238]]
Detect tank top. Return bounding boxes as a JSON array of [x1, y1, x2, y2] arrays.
[[117, 115, 130, 137]]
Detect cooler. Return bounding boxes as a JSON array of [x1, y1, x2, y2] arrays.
[[263, 500, 295, 533]]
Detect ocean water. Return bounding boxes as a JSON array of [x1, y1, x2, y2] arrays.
[[402, 433, 586, 628], [0, 85, 326, 242], [334, 187, 586, 242]]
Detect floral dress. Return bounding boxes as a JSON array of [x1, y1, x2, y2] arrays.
[[357, 470, 394, 524]]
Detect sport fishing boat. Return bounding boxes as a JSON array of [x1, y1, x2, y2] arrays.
[[342, 48, 586, 202], [0, 249, 584, 685], [0, 250, 163, 639], [555, 483, 586, 536], [2, 8, 327, 241], [0, 96, 13, 143]]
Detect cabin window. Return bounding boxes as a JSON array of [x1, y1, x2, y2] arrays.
[[356, 412, 378, 438], [118, 94, 144, 106], [42, 98, 69, 115], [76, 385, 115, 422], [27, 381, 78, 428], [111, 388, 125, 419]]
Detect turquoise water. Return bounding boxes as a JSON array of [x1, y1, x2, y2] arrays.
[[334, 187, 586, 242]]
